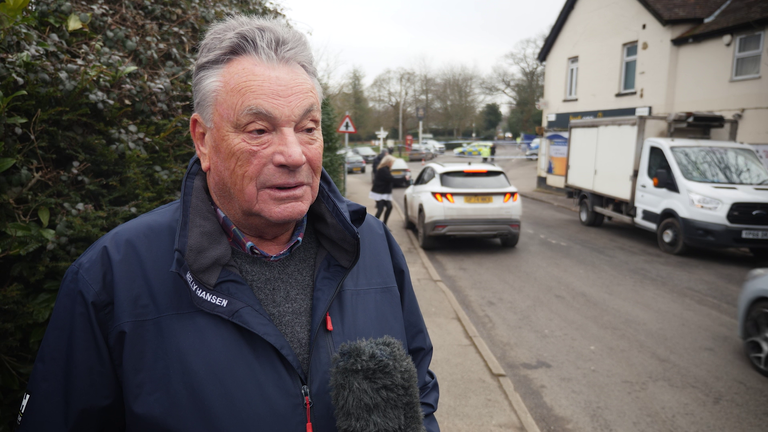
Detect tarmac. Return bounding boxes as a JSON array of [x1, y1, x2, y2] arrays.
[[345, 166, 552, 432]]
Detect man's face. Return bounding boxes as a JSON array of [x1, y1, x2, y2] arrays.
[[191, 57, 323, 233]]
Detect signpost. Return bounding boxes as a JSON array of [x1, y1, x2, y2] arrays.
[[337, 113, 357, 195], [416, 106, 425, 145], [375, 127, 388, 152]]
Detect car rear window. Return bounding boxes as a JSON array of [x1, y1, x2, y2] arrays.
[[440, 171, 510, 188]]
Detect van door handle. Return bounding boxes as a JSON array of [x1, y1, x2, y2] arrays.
[[640, 184, 647, 188]]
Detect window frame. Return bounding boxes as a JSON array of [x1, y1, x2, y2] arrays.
[[620, 42, 638, 93], [732, 31, 764, 81], [565, 57, 578, 100]]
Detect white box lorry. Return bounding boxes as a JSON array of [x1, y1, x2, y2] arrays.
[[566, 113, 768, 256]]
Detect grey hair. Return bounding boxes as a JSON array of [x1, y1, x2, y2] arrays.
[[193, 16, 324, 126]]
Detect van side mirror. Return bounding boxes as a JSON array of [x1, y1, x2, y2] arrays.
[[653, 169, 671, 189]]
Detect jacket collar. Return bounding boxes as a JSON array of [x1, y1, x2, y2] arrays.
[[173, 156, 363, 288]]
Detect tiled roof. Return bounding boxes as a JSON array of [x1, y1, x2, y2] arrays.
[[639, 0, 727, 23], [672, 0, 768, 43]]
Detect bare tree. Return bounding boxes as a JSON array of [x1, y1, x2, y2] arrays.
[[412, 57, 437, 132], [368, 68, 415, 142], [434, 65, 483, 138], [487, 36, 545, 136]]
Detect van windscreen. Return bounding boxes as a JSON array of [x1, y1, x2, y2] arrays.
[[440, 171, 511, 189]]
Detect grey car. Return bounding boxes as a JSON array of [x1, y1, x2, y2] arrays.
[[344, 151, 366, 174], [352, 146, 377, 164], [738, 268, 768, 377]]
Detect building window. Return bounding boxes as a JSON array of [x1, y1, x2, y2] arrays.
[[566, 57, 578, 99], [733, 32, 763, 80], [620, 42, 637, 92]]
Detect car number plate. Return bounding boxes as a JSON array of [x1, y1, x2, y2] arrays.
[[742, 230, 768, 239], [391, 170, 402, 175], [352, 167, 361, 172], [464, 196, 492, 204]]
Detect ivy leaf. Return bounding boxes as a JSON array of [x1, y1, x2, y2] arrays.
[[38, 206, 50, 227], [40, 228, 56, 241], [116, 66, 138, 80], [0, 157, 15, 172], [5, 116, 27, 124], [66, 13, 82, 31], [6, 222, 32, 237]]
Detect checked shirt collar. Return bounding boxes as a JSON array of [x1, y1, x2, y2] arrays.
[[212, 202, 307, 261]]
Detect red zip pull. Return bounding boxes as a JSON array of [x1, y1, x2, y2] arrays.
[[302, 385, 313, 432], [326, 312, 333, 331]]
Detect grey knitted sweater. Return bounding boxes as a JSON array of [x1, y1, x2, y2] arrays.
[[230, 224, 319, 374]]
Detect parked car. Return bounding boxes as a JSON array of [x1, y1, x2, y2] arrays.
[[352, 146, 377, 163], [738, 268, 768, 377], [390, 158, 412, 187], [525, 138, 541, 160], [423, 139, 446, 154], [344, 151, 366, 174], [403, 162, 522, 249], [408, 144, 436, 161], [453, 141, 492, 156]]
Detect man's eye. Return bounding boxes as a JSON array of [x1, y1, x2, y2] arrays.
[[251, 128, 267, 136], [304, 127, 316, 134]]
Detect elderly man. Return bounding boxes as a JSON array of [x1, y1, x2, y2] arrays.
[[17, 16, 439, 431]]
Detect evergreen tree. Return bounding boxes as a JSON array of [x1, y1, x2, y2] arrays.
[[321, 97, 344, 195]]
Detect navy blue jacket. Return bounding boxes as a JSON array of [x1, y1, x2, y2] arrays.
[[18, 157, 439, 431]]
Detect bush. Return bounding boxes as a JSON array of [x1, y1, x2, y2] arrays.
[[0, 1, 286, 429]]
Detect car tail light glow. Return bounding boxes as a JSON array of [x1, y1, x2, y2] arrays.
[[432, 193, 454, 203], [504, 193, 519, 203], [464, 169, 487, 173]]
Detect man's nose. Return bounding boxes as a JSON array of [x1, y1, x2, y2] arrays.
[[273, 128, 306, 169]]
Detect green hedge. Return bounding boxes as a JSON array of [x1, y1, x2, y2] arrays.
[[0, 2, 346, 430]]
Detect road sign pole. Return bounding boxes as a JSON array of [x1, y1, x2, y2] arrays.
[[419, 120, 423, 145]]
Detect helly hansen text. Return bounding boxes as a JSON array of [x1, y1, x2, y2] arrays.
[[186, 271, 228, 307]]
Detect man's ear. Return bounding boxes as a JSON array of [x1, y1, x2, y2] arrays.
[[190, 113, 212, 172]]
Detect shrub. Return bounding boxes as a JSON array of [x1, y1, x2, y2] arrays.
[[0, 1, 286, 429]]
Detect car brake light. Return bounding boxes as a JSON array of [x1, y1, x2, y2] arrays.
[[464, 169, 487, 173], [432, 193, 454, 203], [503, 193, 519, 203]]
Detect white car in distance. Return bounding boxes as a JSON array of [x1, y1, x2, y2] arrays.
[[403, 162, 522, 249]]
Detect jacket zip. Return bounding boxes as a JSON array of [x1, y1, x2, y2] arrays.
[[301, 239, 360, 429]]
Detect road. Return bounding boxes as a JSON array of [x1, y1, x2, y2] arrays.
[[383, 147, 768, 432]]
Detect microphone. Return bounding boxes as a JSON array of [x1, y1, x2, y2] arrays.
[[330, 336, 426, 432]]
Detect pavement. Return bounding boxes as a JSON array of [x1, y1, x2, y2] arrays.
[[345, 173, 539, 432]]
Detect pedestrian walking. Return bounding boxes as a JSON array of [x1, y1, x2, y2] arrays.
[[490, 142, 497, 162], [16, 16, 439, 432], [370, 155, 396, 225]]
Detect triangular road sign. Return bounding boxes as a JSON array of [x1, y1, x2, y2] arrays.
[[337, 115, 357, 134]]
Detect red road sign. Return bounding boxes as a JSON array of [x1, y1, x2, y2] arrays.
[[337, 115, 357, 134]]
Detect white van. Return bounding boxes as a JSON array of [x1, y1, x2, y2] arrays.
[[567, 114, 768, 257]]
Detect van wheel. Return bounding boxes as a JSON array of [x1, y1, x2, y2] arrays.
[[403, 199, 415, 230], [657, 218, 687, 255], [743, 300, 768, 377], [579, 200, 604, 227], [417, 211, 436, 250]]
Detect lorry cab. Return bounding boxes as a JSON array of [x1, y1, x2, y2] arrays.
[[634, 138, 768, 255]]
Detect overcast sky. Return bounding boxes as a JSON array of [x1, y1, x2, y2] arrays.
[[276, 0, 566, 87]]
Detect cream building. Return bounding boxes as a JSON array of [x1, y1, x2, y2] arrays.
[[537, 0, 768, 188]]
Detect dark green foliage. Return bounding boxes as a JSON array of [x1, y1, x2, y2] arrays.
[[0, 1, 283, 429], [321, 96, 344, 195], [479, 103, 502, 139]]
